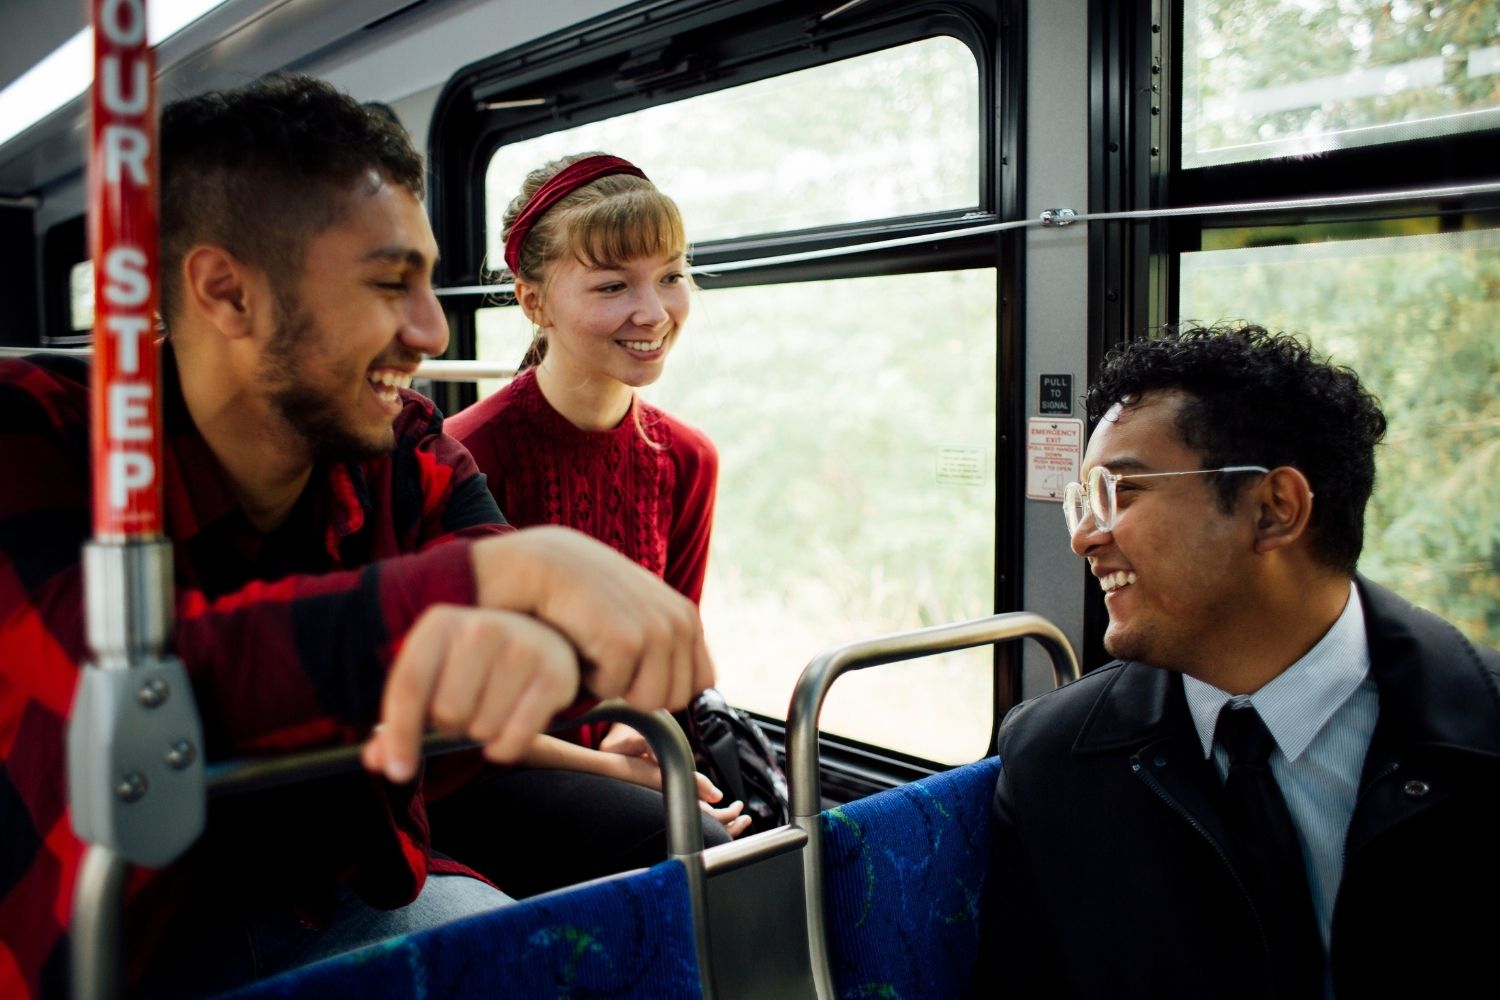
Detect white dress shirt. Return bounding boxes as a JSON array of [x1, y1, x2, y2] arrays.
[[1182, 582, 1379, 954]]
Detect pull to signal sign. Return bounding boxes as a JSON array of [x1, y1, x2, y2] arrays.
[[90, 0, 162, 539]]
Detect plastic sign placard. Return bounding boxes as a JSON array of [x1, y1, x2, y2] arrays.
[[1039, 374, 1073, 416], [1025, 418, 1084, 502], [90, 0, 163, 539]]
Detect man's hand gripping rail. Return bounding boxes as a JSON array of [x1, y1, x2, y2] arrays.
[[364, 526, 716, 785]]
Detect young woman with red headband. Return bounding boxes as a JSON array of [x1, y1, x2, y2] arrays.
[[432, 154, 747, 897], [455, 153, 715, 604]]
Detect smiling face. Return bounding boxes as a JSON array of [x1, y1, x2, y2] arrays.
[[1071, 390, 1260, 673], [256, 174, 446, 460], [528, 251, 690, 393]]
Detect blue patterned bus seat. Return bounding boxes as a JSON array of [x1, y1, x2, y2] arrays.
[[819, 756, 1001, 1000], [217, 858, 704, 1000]]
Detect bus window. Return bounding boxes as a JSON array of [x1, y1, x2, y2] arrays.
[[472, 29, 999, 764], [483, 36, 980, 256], [69, 260, 93, 333], [1182, 0, 1500, 168]]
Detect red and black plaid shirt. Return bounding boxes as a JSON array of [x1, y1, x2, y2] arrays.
[[0, 347, 508, 998]]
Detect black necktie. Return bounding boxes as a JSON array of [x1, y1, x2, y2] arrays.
[[1216, 704, 1324, 998]]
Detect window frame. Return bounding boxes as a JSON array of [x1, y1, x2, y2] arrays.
[[428, 0, 1028, 764], [1162, 0, 1500, 272]]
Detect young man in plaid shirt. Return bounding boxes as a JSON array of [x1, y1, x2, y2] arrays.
[[0, 74, 713, 998]]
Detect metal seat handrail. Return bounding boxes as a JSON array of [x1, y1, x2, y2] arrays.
[[783, 610, 1080, 999], [202, 701, 705, 859], [74, 700, 711, 1000]]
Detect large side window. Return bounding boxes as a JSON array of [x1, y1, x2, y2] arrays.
[[1182, 0, 1500, 167], [1162, 0, 1500, 649], [442, 6, 1014, 766], [483, 37, 980, 258]]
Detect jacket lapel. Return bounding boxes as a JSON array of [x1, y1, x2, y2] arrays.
[[1074, 662, 1239, 858]]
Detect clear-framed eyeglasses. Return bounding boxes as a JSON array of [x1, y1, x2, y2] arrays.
[[1062, 465, 1270, 536]]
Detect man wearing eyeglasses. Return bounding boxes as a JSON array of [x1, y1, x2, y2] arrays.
[[974, 325, 1499, 1000]]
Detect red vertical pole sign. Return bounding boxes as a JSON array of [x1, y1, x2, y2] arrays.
[[70, 4, 204, 997], [90, 0, 162, 538]]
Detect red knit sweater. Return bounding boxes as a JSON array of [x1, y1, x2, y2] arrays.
[[448, 368, 718, 750], [449, 367, 717, 603]]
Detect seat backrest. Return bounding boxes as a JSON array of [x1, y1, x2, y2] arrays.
[[217, 858, 705, 1000], [818, 756, 1001, 1000]]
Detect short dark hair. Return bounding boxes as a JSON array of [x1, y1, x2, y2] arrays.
[[160, 74, 424, 321], [1086, 324, 1388, 573]]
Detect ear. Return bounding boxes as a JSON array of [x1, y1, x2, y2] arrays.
[[1251, 466, 1315, 554], [180, 245, 266, 340], [514, 277, 550, 329]]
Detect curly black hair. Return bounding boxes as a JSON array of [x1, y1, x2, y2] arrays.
[[160, 74, 424, 322], [1086, 324, 1387, 573]]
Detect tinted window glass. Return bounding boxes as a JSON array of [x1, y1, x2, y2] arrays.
[[484, 35, 980, 266], [1182, 0, 1500, 168], [69, 260, 92, 332]]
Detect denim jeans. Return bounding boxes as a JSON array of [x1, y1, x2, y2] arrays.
[[139, 873, 512, 998]]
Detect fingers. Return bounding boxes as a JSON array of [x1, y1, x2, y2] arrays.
[[480, 655, 576, 764], [365, 606, 579, 783], [665, 622, 696, 715], [465, 630, 578, 764], [582, 584, 705, 712], [690, 625, 716, 697], [701, 798, 743, 822], [694, 771, 723, 804], [372, 605, 457, 783], [630, 763, 754, 838], [620, 597, 709, 713], [360, 726, 388, 775], [622, 617, 672, 712], [468, 656, 530, 748], [701, 797, 751, 838], [473, 528, 711, 713], [429, 619, 496, 735]]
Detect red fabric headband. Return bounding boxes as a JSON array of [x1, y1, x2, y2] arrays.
[[502, 154, 649, 275]]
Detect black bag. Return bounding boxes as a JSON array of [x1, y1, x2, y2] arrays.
[[682, 688, 790, 834]]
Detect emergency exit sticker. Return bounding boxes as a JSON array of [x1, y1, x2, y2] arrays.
[[1026, 418, 1084, 502]]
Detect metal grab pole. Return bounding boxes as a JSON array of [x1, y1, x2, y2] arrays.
[[70, 847, 130, 1000], [784, 611, 1081, 999], [70, 2, 206, 998]]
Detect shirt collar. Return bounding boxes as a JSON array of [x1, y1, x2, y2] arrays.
[[1183, 581, 1370, 762]]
